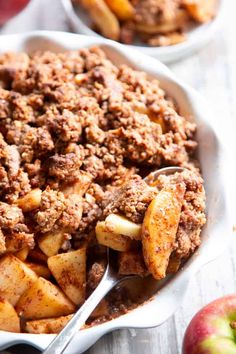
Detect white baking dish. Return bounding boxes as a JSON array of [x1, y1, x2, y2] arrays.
[[61, 0, 225, 63], [0, 31, 232, 354]]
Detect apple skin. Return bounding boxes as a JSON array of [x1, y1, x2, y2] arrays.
[[183, 295, 236, 354], [0, 0, 30, 25]]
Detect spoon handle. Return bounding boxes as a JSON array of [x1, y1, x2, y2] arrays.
[[43, 267, 117, 354]]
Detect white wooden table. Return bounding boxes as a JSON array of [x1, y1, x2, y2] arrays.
[[1, 1, 236, 353]]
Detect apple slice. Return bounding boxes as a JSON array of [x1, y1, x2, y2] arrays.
[[28, 247, 48, 263], [16, 277, 76, 320], [104, 0, 134, 20], [62, 172, 92, 198], [25, 315, 73, 334], [183, 0, 217, 23], [25, 262, 51, 279], [167, 254, 181, 274], [96, 221, 132, 252], [142, 183, 185, 280], [0, 229, 6, 254], [0, 299, 20, 333], [48, 248, 86, 305], [105, 214, 141, 240], [118, 250, 148, 277], [16, 188, 42, 212], [38, 230, 66, 257], [0, 254, 37, 305], [15, 246, 30, 261], [81, 0, 120, 40]]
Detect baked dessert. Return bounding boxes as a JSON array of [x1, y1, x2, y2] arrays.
[[0, 47, 206, 333], [74, 0, 217, 46]]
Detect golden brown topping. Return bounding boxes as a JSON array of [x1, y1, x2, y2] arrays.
[[104, 176, 158, 223]]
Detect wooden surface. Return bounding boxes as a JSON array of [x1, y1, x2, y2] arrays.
[[1, 0, 236, 353]]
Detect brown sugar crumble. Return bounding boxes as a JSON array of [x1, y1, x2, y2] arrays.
[[0, 47, 206, 333]]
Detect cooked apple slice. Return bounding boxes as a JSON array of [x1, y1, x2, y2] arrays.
[[62, 172, 92, 198], [142, 183, 185, 280], [28, 247, 48, 263], [0, 299, 20, 333], [118, 250, 148, 277], [96, 221, 132, 252], [38, 230, 66, 257], [0, 255, 37, 305], [183, 0, 216, 23], [16, 277, 75, 320], [167, 254, 181, 274], [82, 0, 120, 40], [147, 111, 166, 133], [25, 262, 51, 279], [15, 246, 30, 261], [25, 315, 73, 334], [0, 229, 6, 254], [104, 0, 134, 20], [16, 188, 42, 212], [105, 214, 141, 240], [48, 248, 86, 305]]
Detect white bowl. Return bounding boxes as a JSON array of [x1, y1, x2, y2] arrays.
[[61, 0, 225, 63], [0, 31, 232, 354]]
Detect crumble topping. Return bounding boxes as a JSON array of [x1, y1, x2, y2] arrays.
[[0, 46, 205, 258]]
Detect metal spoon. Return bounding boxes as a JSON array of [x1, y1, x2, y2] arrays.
[[6, 166, 185, 354]]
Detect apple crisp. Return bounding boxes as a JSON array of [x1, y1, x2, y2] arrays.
[[74, 0, 217, 46], [0, 47, 206, 333]]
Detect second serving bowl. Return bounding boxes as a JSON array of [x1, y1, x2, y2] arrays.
[[61, 0, 225, 63]]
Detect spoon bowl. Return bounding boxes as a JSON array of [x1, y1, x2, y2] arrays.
[[144, 166, 185, 185]]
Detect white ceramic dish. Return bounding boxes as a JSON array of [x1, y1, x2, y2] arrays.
[[61, 0, 224, 63], [0, 31, 232, 354]]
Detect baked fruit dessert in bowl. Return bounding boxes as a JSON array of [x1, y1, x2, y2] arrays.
[[0, 31, 231, 353], [61, 0, 224, 62]]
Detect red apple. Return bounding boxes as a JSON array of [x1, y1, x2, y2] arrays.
[[0, 0, 30, 26], [183, 295, 236, 354]]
